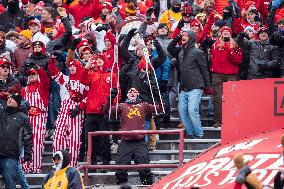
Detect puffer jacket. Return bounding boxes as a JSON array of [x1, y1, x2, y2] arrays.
[[236, 35, 280, 78], [167, 31, 210, 92], [0, 105, 32, 160]]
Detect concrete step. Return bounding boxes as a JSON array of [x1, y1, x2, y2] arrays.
[[19, 171, 172, 186], [169, 117, 214, 128], [159, 127, 220, 139]]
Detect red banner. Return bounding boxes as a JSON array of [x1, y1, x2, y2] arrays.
[[151, 129, 284, 189]]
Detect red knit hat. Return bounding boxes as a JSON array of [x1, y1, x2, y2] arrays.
[[245, 1, 255, 10], [138, 58, 152, 71], [53, 22, 65, 39], [26, 68, 38, 75], [77, 39, 92, 57], [181, 2, 192, 16], [190, 19, 202, 28], [102, 2, 112, 12], [67, 59, 81, 67], [0, 57, 10, 66], [95, 53, 108, 63], [220, 26, 232, 35]]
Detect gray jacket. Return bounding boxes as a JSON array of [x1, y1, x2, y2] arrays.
[[167, 31, 210, 92], [236, 35, 280, 78]]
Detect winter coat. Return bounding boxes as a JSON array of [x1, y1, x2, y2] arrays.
[[69, 0, 102, 27], [211, 40, 243, 75], [0, 9, 25, 32], [236, 35, 280, 78], [0, 105, 32, 160], [268, 8, 284, 77], [13, 43, 33, 72], [25, 53, 49, 72], [167, 31, 210, 92], [151, 49, 171, 83], [43, 150, 84, 189], [80, 68, 118, 114], [46, 17, 72, 54]]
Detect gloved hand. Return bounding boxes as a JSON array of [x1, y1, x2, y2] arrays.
[[70, 38, 82, 50], [258, 63, 267, 72], [177, 19, 184, 29], [24, 154, 32, 162], [69, 105, 81, 118], [96, 24, 110, 32], [238, 32, 250, 40], [52, 50, 63, 57], [176, 34, 182, 41], [110, 88, 118, 100], [159, 80, 168, 93], [153, 39, 161, 49], [204, 87, 212, 96], [128, 28, 138, 37]]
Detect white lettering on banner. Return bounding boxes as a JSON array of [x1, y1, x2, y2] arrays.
[[162, 153, 282, 189], [266, 156, 283, 170], [215, 139, 265, 157], [218, 170, 237, 185], [251, 154, 280, 169]]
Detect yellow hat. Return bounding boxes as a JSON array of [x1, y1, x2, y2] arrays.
[[20, 30, 32, 40]]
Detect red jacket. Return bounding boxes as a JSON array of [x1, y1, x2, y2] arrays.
[[69, 0, 102, 27], [80, 68, 119, 114], [211, 40, 243, 75]]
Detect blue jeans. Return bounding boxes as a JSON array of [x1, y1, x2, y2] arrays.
[[145, 120, 151, 143], [178, 89, 204, 137], [46, 81, 61, 130], [17, 161, 29, 189], [0, 156, 17, 189]]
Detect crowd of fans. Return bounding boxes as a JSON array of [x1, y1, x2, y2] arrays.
[[0, 0, 283, 187]]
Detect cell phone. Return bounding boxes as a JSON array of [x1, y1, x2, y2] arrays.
[[223, 37, 230, 42]]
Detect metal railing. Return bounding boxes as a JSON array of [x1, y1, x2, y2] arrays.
[[78, 129, 185, 185]]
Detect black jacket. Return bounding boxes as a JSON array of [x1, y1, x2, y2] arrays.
[[0, 106, 32, 160], [268, 8, 284, 77], [0, 2, 25, 32], [236, 34, 280, 78], [46, 16, 72, 54], [167, 31, 210, 92]]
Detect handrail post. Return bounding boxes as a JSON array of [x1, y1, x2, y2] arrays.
[[179, 129, 185, 165]]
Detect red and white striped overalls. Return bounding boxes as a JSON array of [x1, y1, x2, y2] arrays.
[[52, 73, 85, 167], [22, 88, 48, 173]]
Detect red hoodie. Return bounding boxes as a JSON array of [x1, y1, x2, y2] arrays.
[[211, 40, 243, 75], [80, 63, 120, 114]]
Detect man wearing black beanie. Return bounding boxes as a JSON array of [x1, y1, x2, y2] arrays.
[[0, 85, 32, 189]]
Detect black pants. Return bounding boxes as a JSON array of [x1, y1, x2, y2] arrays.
[[85, 114, 111, 163], [115, 140, 153, 185]]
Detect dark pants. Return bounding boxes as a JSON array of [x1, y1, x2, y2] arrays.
[[212, 73, 237, 125], [0, 156, 18, 189], [115, 140, 153, 185], [85, 114, 111, 163], [46, 81, 61, 130]]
